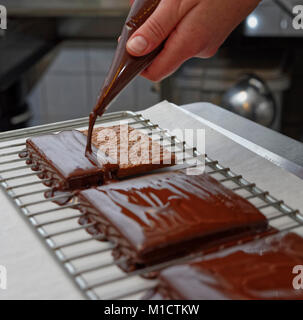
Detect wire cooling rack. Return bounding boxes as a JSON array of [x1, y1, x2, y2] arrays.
[[0, 110, 303, 300]]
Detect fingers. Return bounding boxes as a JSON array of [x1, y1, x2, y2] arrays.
[[126, 0, 195, 56], [130, 0, 260, 82], [140, 0, 259, 82], [141, 5, 212, 81]]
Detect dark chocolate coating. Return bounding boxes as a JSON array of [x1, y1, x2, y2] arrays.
[[152, 232, 303, 300], [86, 0, 162, 153], [44, 189, 74, 206], [77, 172, 268, 271], [21, 130, 118, 191], [20, 126, 175, 195]]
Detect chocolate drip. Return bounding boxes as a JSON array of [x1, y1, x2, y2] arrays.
[[86, 0, 162, 154], [20, 130, 119, 193], [44, 189, 74, 206], [19, 125, 176, 209]]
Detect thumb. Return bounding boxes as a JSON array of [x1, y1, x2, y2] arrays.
[[126, 0, 190, 57]]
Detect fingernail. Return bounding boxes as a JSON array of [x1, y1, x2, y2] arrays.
[[127, 36, 148, 54]]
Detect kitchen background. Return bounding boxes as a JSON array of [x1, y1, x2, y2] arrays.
[[27, 41, 160, 125], [1, 0, 303, 139]]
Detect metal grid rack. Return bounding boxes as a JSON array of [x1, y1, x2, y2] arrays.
[[0, 110, 303, 300]]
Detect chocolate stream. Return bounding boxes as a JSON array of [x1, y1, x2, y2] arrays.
[[86, 0, 162, 154]]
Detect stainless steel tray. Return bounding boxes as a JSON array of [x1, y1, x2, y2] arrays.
[[0, 110, 302, 300]]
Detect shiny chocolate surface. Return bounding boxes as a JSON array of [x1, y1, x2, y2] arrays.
[[153, 232, 303, 300], [20, 130, 118, 191], [78, 172, 268, 270], [20, 126, 175, 193]]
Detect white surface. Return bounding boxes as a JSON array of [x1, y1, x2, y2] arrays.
[[0, 189, 83, 300], [1, 101, 303, 300]]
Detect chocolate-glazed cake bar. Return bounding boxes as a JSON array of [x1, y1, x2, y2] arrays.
[[147, 232, 303, 300], [20, 130, 119, 191], [20, 125, 175, 193], [77, 172, 269, 272]]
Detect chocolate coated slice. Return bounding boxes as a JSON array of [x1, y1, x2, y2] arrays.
[[21, 130, 118, 191], [20, 126, 175, 193], [149, 232, 303, 300], [77, 172, 268, 272]]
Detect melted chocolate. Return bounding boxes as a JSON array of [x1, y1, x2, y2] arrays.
[[44, 189, 74, 206], [150, 232, 303, 300], [77, 172, 268, 272], [19, 126, 175, 198], [20, 130, 119, 191], [86, 0, 162, 154], [78, 215, 103, 238]]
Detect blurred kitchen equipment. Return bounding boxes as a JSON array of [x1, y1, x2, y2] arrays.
[[273, 0, 296, 18], [244, 0, 303, 37], [0, 81, 31, 130], [170, 55, 290, 131], [222, 75, 277, 127], [0, 19, 58, 131]]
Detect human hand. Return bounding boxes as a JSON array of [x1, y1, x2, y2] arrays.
[[126, 0, 260, 81]]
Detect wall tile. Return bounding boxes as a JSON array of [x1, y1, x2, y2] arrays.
[[43, 74, 89, 122], [26, 42, 162, 125], [27, 81, 45, 126], [89, 74, 137, 114], [133, 77, 160, 110], [47, 46, 88, 74], [87, 46, 115, 74]]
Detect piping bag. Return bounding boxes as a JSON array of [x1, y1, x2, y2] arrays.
[[86, 0, 162, 155]]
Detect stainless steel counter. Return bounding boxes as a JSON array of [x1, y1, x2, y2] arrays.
[[2, 0, 129, 17], [182, 103, 303, 179]]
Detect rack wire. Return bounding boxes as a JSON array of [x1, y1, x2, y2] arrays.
[[0, 110, 303, 300]]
